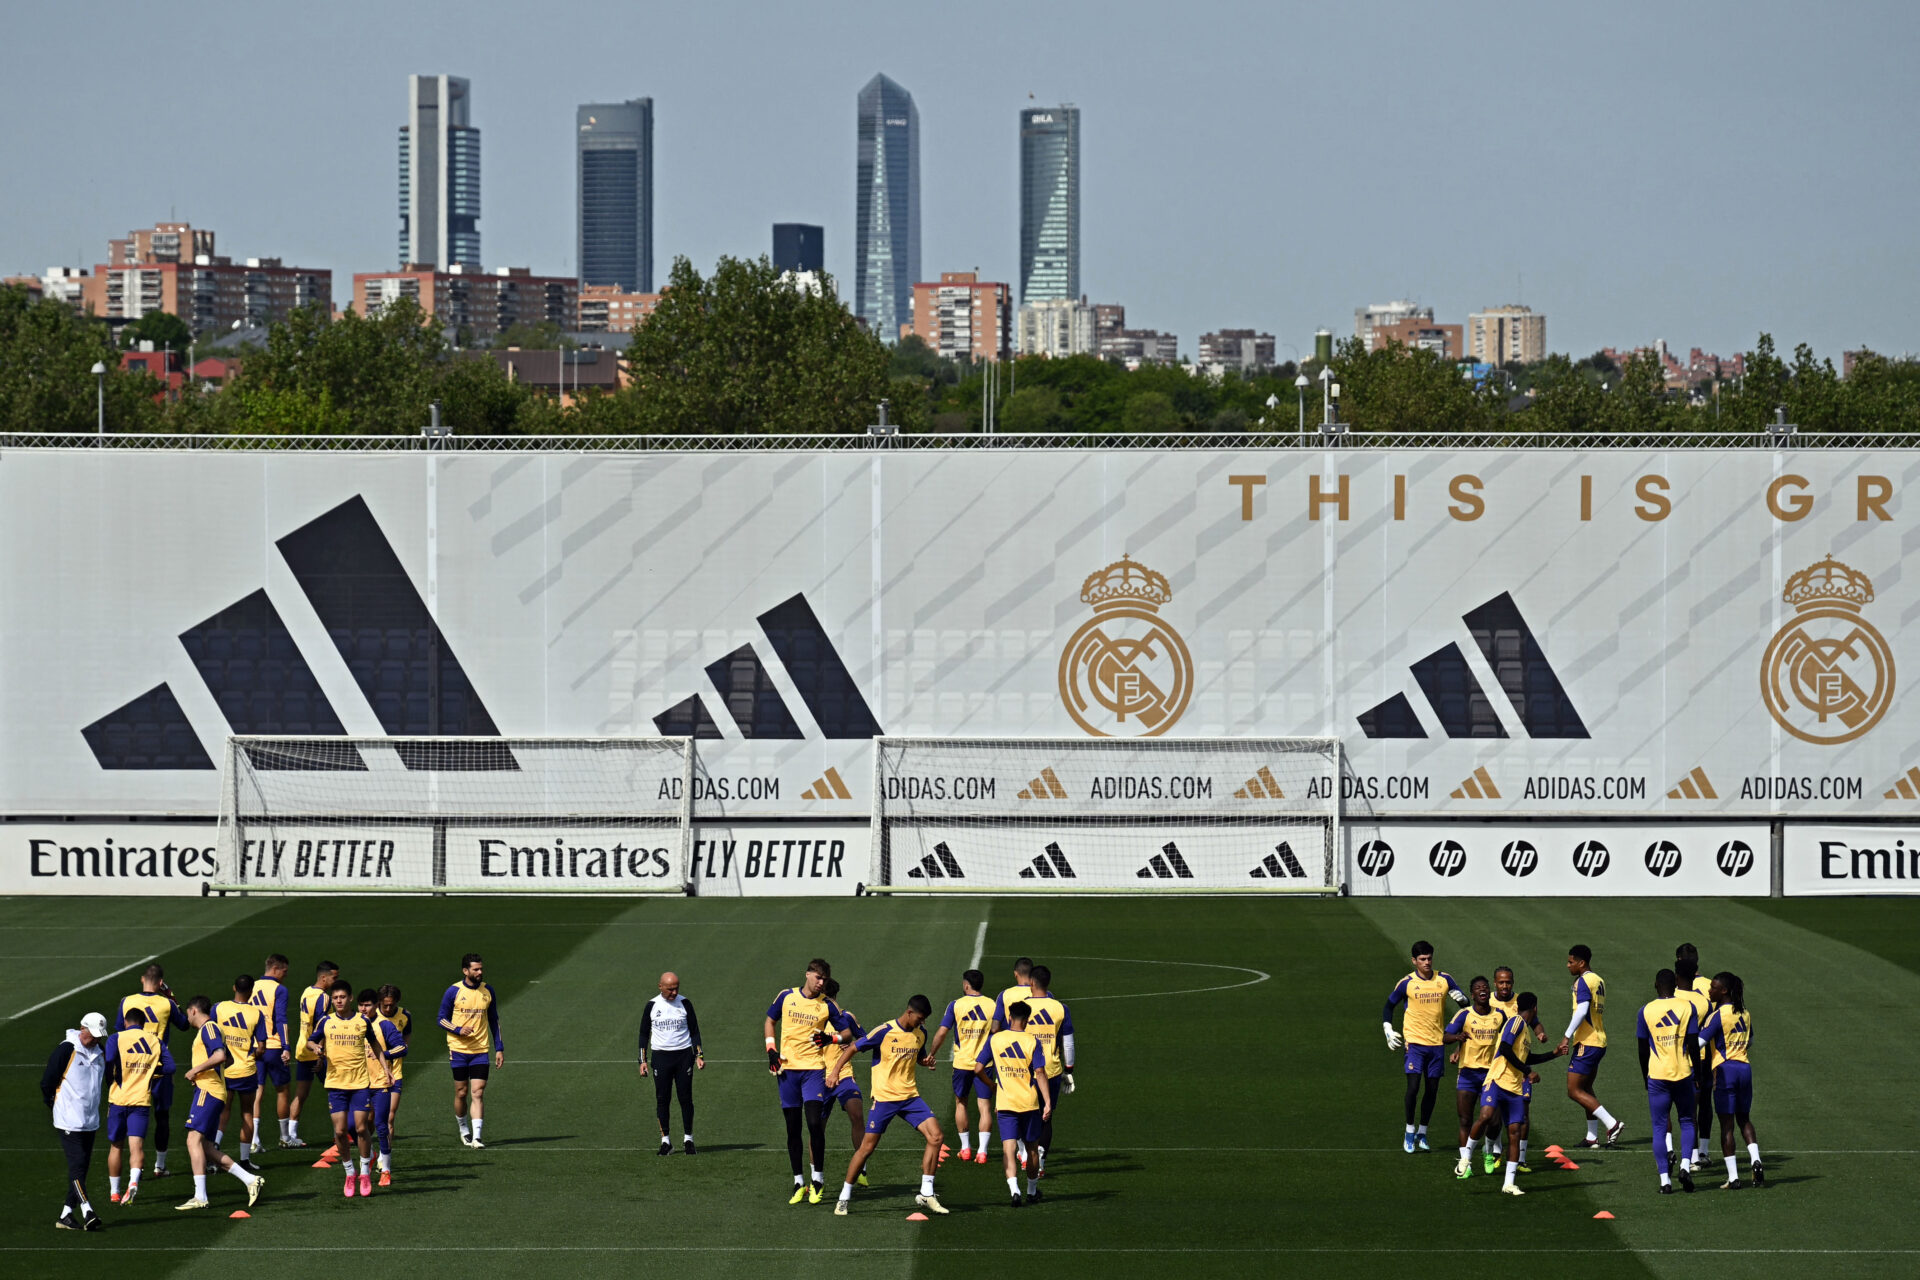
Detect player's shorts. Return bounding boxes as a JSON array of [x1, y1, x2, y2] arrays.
[[223, 1071, 258, 1096], [1712, 1062, 1753, 1114], [1478, 1082, 1527, 1128], [776, 1067, 826, 1109], [388, 1075, 404, 1093], [1456, 1066, 1488, 1095], [1646, 1075, 1696, 1119], [259, 1048, 290, 1088], [826, 1073, 862, 1109], [184, 1088, 225, 1137], [1567, 1044, 1606, 1078], [996, 1108, 1042, 1145], [952, 1067, 990, 1100], [450, 1051, 491, 1081], [106, 1103, 151, 1142], [151, 1072, 175, 1110], [1404, 1043, 1446, 1078], [865, 1096, 935, 1135], [294, 1058, 318, 1083], [327, 1087, 374, 1116]]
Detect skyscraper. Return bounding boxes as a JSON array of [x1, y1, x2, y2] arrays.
[[773, 223, 824, 275], [1019, 105, 1080, 305], [399, 75, 480, 269], [577, 100, 654, 293], [854, 74, 919, 342]]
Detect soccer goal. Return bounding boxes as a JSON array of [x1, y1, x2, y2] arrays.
[[868, 736, 1341, 894], [211, 736, 695, 894]]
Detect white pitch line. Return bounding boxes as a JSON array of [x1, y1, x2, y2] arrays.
[[968, 919, 988, 970], [1044, 954, 1271, 1002], [7, 954, 158, 1021], [4, 1246, 1920, 1256]]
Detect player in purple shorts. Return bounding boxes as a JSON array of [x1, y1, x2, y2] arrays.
[[1457, 991, 1564, 1195], [1382, 940, 1468, 1152], [1558, 944, 1624, 1148], [1701, 972, 1763, 1189], [828, 994, 947, 1216], [815, 979, 870, 1187]]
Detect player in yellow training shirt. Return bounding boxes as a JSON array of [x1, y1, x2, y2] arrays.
[[1557, 943, 1622, 1148], [991, 957, 1035, 1031], [116, 963, 189, 1177], [973, 999, 1054, 1207], [763, 958, 842, 1203], [105, 1010, 174, 1205], [439, 952, 505, 1150], [289, 959, 338, 1148], [176, 996, 265, 1212], [1487, 966, 1548, 1174], [1382, 940, 1469, 1152], [1443, 977, 1505, 1166], [927, 969, 998, 1164], [1458, 990, 1564, 1195], [376, 985, 412, 1144], [1635, 968, 1702, 1194], [815, 979, 870, 1187], [249, 954, 293, 1152], [358, 988, 409, 1185], [828, 994, 946, 1217], [311, 980, 385, 1199], [1701, 971, 1762, 1189], [1021, 965, 1074, 1180], [213, 975, 267, 1171]]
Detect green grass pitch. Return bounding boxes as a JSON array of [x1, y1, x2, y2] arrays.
[[3, 893, 1918, 1278]]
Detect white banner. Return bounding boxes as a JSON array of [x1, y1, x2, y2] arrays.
[[689, 824, 865, 896], [1344, 823, 1769, 896], [882, 823, 1332, 889], [1783, 824, 1920, 894], [2, 822, 221, 895]]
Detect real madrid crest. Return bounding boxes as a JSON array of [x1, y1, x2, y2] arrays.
[[1058, 555, 1194, 737], [1760, 556, 1896, 745]]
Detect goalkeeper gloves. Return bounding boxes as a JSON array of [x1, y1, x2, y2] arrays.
[[810, 1030, 841, 1048], [766, 1036, 782, 1073], [1063, 1072, 1075, 1095], [1384, 1022, 1403, 1052]]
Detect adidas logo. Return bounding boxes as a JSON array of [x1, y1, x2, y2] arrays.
[[905, 842, 965, 880], [1666, 767, 1718, 800], [1656, 1008, 1683, 1029], [1643, 840, 1683, 877], [1357, 592, 1588, 741], [1018, 768, 1068, 800], [1449, 767, 1501, 800], [1027, 1008, 1058, 1025], [1017, 843, 1078, 879], [1233, 767, 1286, 799], [1249, 843, 1307, 878], [801, 767, 853, 801], [1136, 842, 1194, 879], [1885, 766, 1920, 801], [651, 593, 880, 742], [960, 1006, 990, 1022], [998, 1040, 1029, 1060]]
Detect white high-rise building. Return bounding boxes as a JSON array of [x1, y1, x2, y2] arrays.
[[400, 75, 481, 269], [1017, 298, 1097, 357]]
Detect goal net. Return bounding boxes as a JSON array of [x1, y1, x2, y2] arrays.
[[212, 736, 695, 894], [869, 737, 1341, 893]]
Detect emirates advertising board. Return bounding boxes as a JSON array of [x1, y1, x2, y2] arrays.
[[3, 446, 1919, 851]]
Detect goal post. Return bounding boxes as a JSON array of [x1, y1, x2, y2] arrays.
[[868, 736, 1342, 894], [212, 736, 696, 895]]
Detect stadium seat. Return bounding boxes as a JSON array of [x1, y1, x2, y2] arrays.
[[409, 658, 431, 690], [101, 723, 134, 759], [282, 692, 313, 734], [1495, 630, 1523, 664], [350, 657, 376, 690], [404, 692, 432, 732], [197, 657, 224, 688], [226, 657, 255, 690], [180, 632, 205, 661], [327, 628, 353, 658], [387, 629, 413, 659], [162, 723, 201, 766], [268, 629, 295, 661], [356, 630, 383, 663], [378, 660, 406, 693], [375, 691, 403, 730], [248, 692, 278, 731], [444, 691, 469, 731], [1496, 659, 1524, 695], [132, 722, 163, 760], [205, 628, 234, 660], [234, 629, 265, 661], [217, 690, 246, 727], [259, 660, 288, 693]]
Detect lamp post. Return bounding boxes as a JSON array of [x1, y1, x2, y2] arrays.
[[1319, 365, 1334, 426], [1294, 372, 1310, 437], [91, 361, 106, 436]]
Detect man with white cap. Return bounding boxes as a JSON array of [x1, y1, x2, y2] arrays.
[[41, 1011, 109, 1231]]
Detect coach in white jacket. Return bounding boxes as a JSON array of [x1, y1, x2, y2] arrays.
[[41, 1012, 108, 1231]]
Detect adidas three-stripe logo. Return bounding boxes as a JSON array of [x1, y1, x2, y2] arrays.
[[1248, 843, 1308, 879], [905, 842, 966, 879], [1017, 843, 1077, 879], [1136, 842, 1194, 879]]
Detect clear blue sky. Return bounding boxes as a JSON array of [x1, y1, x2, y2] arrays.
[[4, 0, 1915, 360]]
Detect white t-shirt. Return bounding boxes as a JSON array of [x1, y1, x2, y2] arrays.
[[643, 994, 695, 1052]]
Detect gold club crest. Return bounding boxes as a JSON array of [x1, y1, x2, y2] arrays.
[[1058, 555, 1194, 737], [1760, 556, 1896, 745]]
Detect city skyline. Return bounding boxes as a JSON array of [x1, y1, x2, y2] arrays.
[[853, 74, 920, 342], [1019, 105, 1079, 306], [2, 2, 1915, 359], [577, 99, 654, 293], [399, 74, 480, 270]]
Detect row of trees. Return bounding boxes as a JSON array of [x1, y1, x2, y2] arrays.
[[3, 258, 1917, 436]]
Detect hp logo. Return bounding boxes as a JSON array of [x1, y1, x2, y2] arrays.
[[1715, 840, 1755, 877], [1643, 840, 1684, 878], [1571, 839, 1611, 878], [1428, 840, 1468, 877], [1499, 840, 1539, 877], [1356, 839, 1396, 877]]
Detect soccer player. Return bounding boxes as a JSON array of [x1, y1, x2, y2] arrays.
[[1443, 977, 1503, 1171], [1382, 940, 1468, 1152], [289, 959, 339, 1148], [1636, 968, 1701, 1194], [1456, 991, 1563, 1195], [175, 997, 265, 1211], [1700, 971, 1762, 1188], [104, 1008, 173, 1206], [1675, 943, 1714, 1166], [439, 952, 505, 1149], [815, 978, 868, 1185], [376, 985, 411, 1142], [764, 958, 840, 1203], [828, 994, 946, 1217], [249, 954, 292, 1149], [116, 964, 188, 1178], [974, 999, 1054, 1207], [212, 975, 267, 1171], [991, 957, 1035, 1031], [1490, 966, 1548, 1173], [311, 980, 383, 1198], [638, 971, 703, 1156], [358, 989, 408, 1186], [927, 969, 997, 1164], [1557, 944, 1623, 1147], [1021, 965, 1074, 1179]]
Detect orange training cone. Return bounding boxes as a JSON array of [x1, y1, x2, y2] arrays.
[[1593, 1210, 1614, 1219], [907, 1212, 929, 1221], [229, 1210, 251, 1219]]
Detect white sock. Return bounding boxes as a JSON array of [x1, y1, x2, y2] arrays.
[[837, 1181, 854, 1203], [1458, 1144, 1471, 1161], [110, 1176, 122, 1195], [1594, 1106, 1617, 1129], [215, 1129, 224, 1146], [1026, 1173, 1038, 1194], [1519, 1140, 1528, 1162], [1405, 1123, 1417, 1135], [810, 1165, 822, 1184], [1416, 1124, 1428, 1137], [361, 1156, 372, 1175], [279, 1119, 291, 1141], [1006, 1175, 1019, 1195], [1016, 1141, 1028, 1162], [1503, 1161, 1517, 1187], [1663, 1131, 1674, 1152], [226, 1164, 251, 1185], [471, 1118, 483, 1142], [660, 1134, 672, 1147], [793, 1173, 804, 1187], [1725, 1156, 1738, 1180], [1037, 1145, 1047, 1171], [978, 1132, 992, 1154], [684, 1134, 694, 1145], [1748, 1142, 1762, 1167], [130, 1167, 142, 1187], [920, 1174, 936, 1196], [457, 1116, 471, 1137], [1586, 1118, 1599, 1140], [194, 1174, 209, 1199], [379, 1153, 391, 1172], [155, 1151, 168, 1171], [1660, 1171, 1671, 1187]]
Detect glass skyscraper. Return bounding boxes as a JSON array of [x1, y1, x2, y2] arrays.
[[855, 74, 919, 342], [577, 100, 654, 293], [399, 75, 480, 269], [1019, 105, 1079, 304]]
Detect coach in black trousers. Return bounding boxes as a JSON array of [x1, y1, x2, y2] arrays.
[[42, 1012, 109, 1231], [639, 972, 703, 1155]]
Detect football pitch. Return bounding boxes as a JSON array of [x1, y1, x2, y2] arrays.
[[3, 893, 1917, 1278]]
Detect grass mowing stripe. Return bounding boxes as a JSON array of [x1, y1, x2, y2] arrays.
[[7, 954, 156, 1019]]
